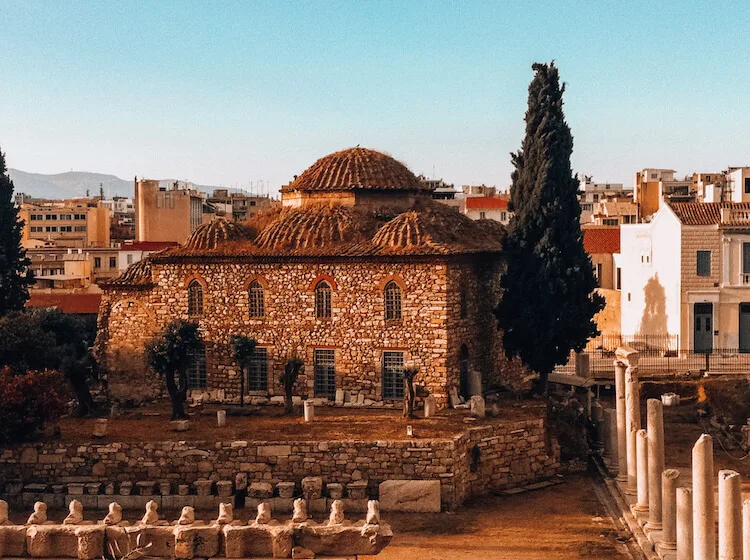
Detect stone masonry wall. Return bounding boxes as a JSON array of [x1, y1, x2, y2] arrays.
[[0, 418, 559, 510], [100, 257, 507, 407]]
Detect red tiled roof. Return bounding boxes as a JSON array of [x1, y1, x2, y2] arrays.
[[583, 228, 620, 254], [124, 241, 179, 251], [465, 197, 509, 210], [26, 293, 102, 314], [281, 147, 426, 193], [668, 202, 750, 225]]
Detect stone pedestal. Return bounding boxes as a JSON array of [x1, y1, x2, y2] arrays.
[[470, 396, 485, 418], [693, 434, 715, 560], [194, 480, 213, 497], [304, 401, 315, 423], [718, 469, 742, 560], [217, 410, 226, 428], [676, 487, 693, 560], [646, 399, 664, 531], [661, 469, 680, 549], [625, 365, 640, 494], [93, 419, 107, 438], [216, 481, 234, 499], [614, 361, 628, 482], [424, 396, 436, 418], [277, 482, 295, 500], [634, 429, 649, 514]]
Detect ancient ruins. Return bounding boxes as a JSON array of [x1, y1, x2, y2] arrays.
[[0, 498, 392, 558]]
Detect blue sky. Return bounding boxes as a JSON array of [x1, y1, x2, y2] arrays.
[[1, 0, 748, 194]]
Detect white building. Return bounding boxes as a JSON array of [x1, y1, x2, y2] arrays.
[[462, 197, 512, 225], [621, 201, 750, 351]]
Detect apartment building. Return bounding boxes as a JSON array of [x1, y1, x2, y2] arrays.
[[206, 189, 277, 222], [19, 198, 110, 248], [633, 168, 695, 221], [579, 176, 632, 223], [135, 179, 214, 244]]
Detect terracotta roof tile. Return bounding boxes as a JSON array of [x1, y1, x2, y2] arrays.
[[669, 202, 750, 225], [583, 227, 620, 254], [281, 147, 426, 193], [26, 293, 102, 314], [465, 197, 509, 210]]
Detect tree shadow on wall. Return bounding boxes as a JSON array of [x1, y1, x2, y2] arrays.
[[638, 273, 668, 337]]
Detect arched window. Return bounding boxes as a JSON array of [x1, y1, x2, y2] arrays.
[[248, 280, 265, 318], [315, 280, 332, 319], [187, 279, 204, 317], [384, 281, 402, 320]]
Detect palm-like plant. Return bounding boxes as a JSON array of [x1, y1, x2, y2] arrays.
[[230, 335, 257, 407]]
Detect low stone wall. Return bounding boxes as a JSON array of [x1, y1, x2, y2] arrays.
[[0, 417, 559, 511]]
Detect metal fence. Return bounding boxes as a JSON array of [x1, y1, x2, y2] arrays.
[[555, 345, 750, 379]]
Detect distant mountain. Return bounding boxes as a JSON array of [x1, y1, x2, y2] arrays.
[[8, 169, 134, 199], [8, 169, 232, 200]]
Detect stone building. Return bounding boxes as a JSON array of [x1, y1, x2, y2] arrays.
[[97, 148, 511, 407]]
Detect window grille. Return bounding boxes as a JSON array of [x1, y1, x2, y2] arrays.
[[315, 281, 332, 319], [314, 349, 335, 397], [248, 280, 265, 317], [382, 351, 404, 400], [187, 346, 207, 389], [384, 281, 402, 320], [188, 280, 204, 317], [247, 347, 268, 392]]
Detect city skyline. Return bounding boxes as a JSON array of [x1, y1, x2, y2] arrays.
[[1, 0, 749, 192]]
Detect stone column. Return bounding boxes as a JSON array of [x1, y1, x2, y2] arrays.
[[693, 434, 715, 560], [625, 364, 641, 494], [677, 487, 693, 560], [634, 429, 649, 514], [614, 360, 628, 483], [647, 399, 665, 530], [606, 408, 619, 474], [661, 469, 680, 550], [719, 469, 742, 560], [743, 499, 750, 560]]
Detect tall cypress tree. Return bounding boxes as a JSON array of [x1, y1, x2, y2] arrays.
[[0, 146, 34, 316], [494, 62, 604, 393]]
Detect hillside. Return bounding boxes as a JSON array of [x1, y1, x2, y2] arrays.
[[8, 169, 229, 200]]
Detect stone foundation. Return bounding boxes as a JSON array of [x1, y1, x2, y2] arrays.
[[0, 418, 559, 512]]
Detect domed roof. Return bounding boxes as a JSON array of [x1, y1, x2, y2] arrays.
[[282, 147, 426, 193], [184, 218, 255, 250], [372, 202, 504, 254], [103, 257, 153, 288], [254, 204, 376, 251]]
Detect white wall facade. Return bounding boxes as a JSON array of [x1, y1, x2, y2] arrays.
[[620, 206, 682, 341]]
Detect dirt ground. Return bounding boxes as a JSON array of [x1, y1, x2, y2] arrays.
[[362, 474, 631, 560], [51, 401, 545, 443]]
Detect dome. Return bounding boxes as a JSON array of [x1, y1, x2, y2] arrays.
[[254, 204, 376, 251], [104, 257, 153, 287], [372, 202, 504, 253], [282, 147, 426, 194], [184, 218, 255, 250]]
